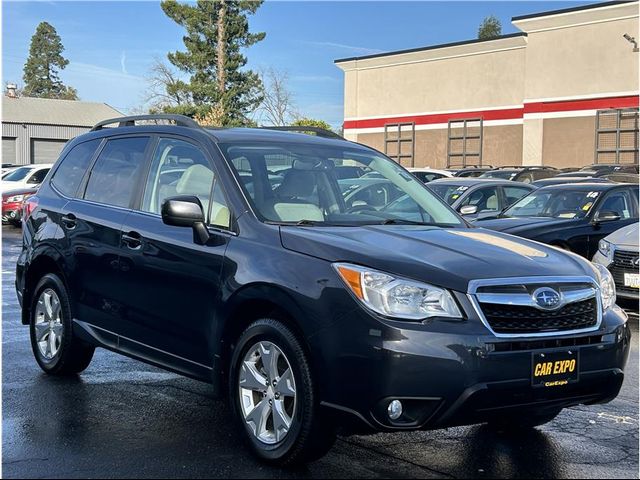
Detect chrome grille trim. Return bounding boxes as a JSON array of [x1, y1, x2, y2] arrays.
[[467, 276, 602, 338]]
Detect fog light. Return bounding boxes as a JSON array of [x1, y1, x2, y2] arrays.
[[387, 400, 403, 420]]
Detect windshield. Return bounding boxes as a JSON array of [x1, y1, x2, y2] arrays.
[[480, 170, 517, 180], [3, 167, 33, 182], [428, 184, 468, 205], [504, 189, 601, 219], [220, 141, 464, 227]]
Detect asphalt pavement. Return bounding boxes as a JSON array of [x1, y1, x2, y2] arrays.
[[2, 224, 638, 479]]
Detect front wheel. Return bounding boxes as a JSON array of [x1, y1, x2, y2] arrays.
[[229, 318, 336, 466]]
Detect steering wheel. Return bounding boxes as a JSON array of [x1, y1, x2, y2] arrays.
[[346, 204, 378, 214]]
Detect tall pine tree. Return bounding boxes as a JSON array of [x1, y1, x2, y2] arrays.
[[160, 0, 265, 126], [23, 22, 78, 100]]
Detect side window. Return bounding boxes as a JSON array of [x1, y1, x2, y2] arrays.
[[503, 186, 532, 208], [51, 139, 101, 197], [28, 168, 50, 185], [141, 137, 231, 229], [597, 189, 635, 220], [460, 186, 500, 212], [516, 172, 534, 183], [84, 137, 149, 208]]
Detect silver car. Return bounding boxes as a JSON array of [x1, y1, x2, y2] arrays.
[[593, 222, 639, 299]]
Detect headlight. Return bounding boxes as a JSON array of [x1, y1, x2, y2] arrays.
[[6, 194, 24, 203], [333, 263, 462, 320], [598, 240, 613, 261], [593, 263, 616, 310]]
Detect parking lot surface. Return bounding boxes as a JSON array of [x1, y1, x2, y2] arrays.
[[2, 224, 638, 479]]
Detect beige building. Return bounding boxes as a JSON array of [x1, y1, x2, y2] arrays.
[[335, 1, 639, 169]]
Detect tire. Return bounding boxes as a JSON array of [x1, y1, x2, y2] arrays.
[[29, 273, 95, 375], [229, 318, 336, 466], [487, 409, 561, 431]]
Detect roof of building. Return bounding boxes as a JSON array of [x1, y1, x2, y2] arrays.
[[511, 0, 632, 21], [2, 96, 122, 127], [334, 1, 636, 64]]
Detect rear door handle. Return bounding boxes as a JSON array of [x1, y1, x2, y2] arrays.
[[61, 213, 76, 229], [122, 231, 142, 250]]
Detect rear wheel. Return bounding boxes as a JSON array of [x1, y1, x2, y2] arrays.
[[229, 318, 336, 466], [29, 273, 95, 375], [487, 409, 561, 431]]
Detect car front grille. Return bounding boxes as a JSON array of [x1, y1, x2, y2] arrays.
[[610, 249, 639, 296], [479, 298, 598, 334]]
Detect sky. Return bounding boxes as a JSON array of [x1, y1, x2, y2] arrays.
[[2, 1, 598, 128]]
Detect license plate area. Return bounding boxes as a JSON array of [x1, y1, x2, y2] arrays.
[[532, 350, 579, 387], [624, 273, 640, 288]]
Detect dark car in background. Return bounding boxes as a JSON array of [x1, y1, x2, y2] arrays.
[[480, 166, 559, 183], [532, 176, 611, 187], [580, 164, 639, 174], [475, 183, 639, 258], [446, 166, 495, 178], [15, 115, 631, 466], [425, 178, 535, 219], [338, 177, 405, 211]]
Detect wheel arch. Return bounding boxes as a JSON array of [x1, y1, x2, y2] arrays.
[[22, 250, 69, 325]]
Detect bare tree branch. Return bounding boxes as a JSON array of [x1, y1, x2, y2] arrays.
[[257, 67, 297, 126], [142, 56, 192, 112]]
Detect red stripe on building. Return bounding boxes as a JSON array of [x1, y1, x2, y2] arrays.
[[343, 94, 639, 130]]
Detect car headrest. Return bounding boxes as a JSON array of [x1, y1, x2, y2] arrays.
[[276, 169, 317, 198], [176, 164, 214, 197]]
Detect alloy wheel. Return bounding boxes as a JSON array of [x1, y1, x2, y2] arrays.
[[34, 288, 63, 360]]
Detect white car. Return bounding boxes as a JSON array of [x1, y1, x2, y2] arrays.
[[593, 222, 639, 300], [407, 167, 454, 183], [0, 164, 53, 192]]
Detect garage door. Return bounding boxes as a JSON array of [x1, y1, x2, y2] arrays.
[[31, 139, 68, 164], [2, 137, 16, 164]]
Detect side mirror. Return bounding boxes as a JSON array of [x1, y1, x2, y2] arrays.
[[161, 195, 210, 245], [459, 205, 478, 215], [593, 210, 621, 223]]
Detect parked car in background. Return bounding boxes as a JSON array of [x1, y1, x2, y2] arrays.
[[593, 222, 639, 300], [0, 164, 52, 193], [446, 166, 495, 178], [475, 183, 639, 258], [2, 163, 18, 175], [425, 178, 535, 219], [407, 167, 454, 183], [532, 176, 611, 187], [480, 166, 559, 183], [603, 173, 640, 184], [2, 187, 38, 226], [580, 163, 639, 174], [333, 165, 369, 180]]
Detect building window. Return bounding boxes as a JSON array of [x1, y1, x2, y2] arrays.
[[384, 122, 415, 167], [595, 108, 639, 164], [447, 118, 483, 167]]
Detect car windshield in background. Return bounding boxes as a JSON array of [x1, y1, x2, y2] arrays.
[[220, 142, 464, 228], [3, 167, 32, 182], [504, 189, 600, 219], [480, 170, 516, 180], [428, 183, 468, 205]]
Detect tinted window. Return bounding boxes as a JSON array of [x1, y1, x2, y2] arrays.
[[596, 189, 636, 220], [503, 186, 533, 207], [28, 168, 50, 185], [51, 140, 100, 197], [84, 137, 149, 208], [3, 166, 33, 182], [459, 186, 500, 212]]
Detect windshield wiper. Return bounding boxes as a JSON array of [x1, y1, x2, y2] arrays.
[[379, 218, 436, 226]]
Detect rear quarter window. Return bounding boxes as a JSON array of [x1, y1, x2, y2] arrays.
[[51, 139, 101, 197]]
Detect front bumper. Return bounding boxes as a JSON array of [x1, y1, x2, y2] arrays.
[[316, 303, 630, 434]]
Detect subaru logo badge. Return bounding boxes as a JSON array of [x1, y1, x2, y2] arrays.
[[634, 257, 639, 267], [533, 287, 562, 310]]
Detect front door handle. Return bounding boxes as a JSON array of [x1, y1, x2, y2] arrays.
[[122, 231, 142, 250], [61, 213, 77, 229]]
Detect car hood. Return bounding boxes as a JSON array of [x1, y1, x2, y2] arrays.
[[605, 222, 639, 248], [473, 216, 579, 234], [280, 225, 595, 293]]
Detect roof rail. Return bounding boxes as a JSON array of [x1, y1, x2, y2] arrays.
[[91, 114, 201, 131], [259, 126, 343, 140]]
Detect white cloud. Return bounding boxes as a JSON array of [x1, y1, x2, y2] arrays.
[[120, 51, 127, 75]]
